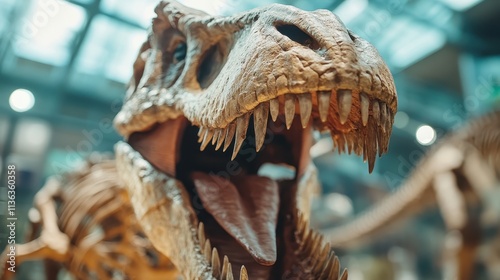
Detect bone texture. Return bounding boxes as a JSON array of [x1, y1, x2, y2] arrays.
[[324, 110, 500, 279], [0, 156, 178, 280]]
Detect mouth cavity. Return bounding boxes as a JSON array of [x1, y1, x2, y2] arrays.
[[126, 89, 392, 278]]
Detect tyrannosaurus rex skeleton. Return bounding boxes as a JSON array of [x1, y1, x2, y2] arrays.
[[324, 110, 500, 279], [113, 1, 396, 279]]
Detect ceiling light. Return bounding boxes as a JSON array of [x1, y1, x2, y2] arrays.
[[416, 125, 436, 146], [9, 89, 35, 112], [394, 111, 410, 129]]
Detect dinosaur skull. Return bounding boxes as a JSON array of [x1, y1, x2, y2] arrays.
[[114, 1, 397, 279]]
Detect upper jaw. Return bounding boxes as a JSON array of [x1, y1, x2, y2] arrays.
[[113, 4, 396, 139]]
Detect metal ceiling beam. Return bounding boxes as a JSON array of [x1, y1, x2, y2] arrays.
[[62, 0, 102, 85], [368, 0, 496, 54]]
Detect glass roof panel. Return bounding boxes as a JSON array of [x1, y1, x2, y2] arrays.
[[439, 0, 483, 11], [343, 6, 446, 70], [73, 15, 147, 84], [100, 0, 159, 28], [70, 0, 94, 4], [383, 18, 446, 68], [12, 0, 87, 66], [0, 0, 17, 38]]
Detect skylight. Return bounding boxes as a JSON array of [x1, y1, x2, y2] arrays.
[[439, 0, 482, 11], [100, 0, 162, 28], [73, 15, 147, 83], [13, 0, 86, 66]]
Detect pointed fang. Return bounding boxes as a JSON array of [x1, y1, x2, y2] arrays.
[[360, 92, 369, 126], [318, 91, 331, 122], [284, 94, 295, 129], [232, 114, 250, 160], [337, 89, 352, 124], [298, 93, 312, 128], [254, 102, 269, 152], [269, 98, 279, 122]]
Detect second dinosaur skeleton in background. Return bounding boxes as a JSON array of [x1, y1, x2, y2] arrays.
[[0, 157, 177, 280], [324, 111, 500, 279]]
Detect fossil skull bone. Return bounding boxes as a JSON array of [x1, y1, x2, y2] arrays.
[[114, 1, 397, 279]]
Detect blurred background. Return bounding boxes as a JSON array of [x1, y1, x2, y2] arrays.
[[0, 0, 499, 279]]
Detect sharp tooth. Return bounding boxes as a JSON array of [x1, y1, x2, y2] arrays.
[[215, 128, 226, 151], [197, 126, 204, 139], [331, 256, 340, 280], [254, 102, 269, 152], [362, 137, 368, 163], [296, 213, 307, 236], [303, 231, 316, 254], [298, 93, 312, 128], [223, 124, 236, 152], [354, 133, 363, 156], [337, 89, 352, 124], [200, 129, 214, 151], [319, 251, 335, 279], [232, 114, 249, 160], [212, 129, 220, 145], [339, 268, 349, 280], [385, 107, 392, 134], [226, 265, 234, 280], [377, 124, 385, 157], [360, 92, 369, 126], [300, 227, 312, 251], [312, 243, 330, 276], [385, 111, 392, 151], [269, 98, 279, 122], [336, 134, 346, 154], [372, 101, 380, 124], [204, 239, 211, 262], [380, 103, 387, 132], [318, 90, 331, 122], [221, 255, 230, 280], [212, 248, 221, 278], [197, 127, 206, 143], [345, 133, 354, 154], [198, 222, 205, 246], [239, 266, 248, 280], [309, 234, 323, 256], [367, 123, 377, 173], [284, 94, 295, 129]]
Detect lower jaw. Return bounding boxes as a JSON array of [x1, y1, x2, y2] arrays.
[[114, 141, 320, 279]]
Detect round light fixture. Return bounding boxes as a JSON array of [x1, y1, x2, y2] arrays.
[[416, 125, 436, 146], [9, 89, 35, 112]]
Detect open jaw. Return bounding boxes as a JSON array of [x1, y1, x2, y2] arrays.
[[114, 88, 394, 279]]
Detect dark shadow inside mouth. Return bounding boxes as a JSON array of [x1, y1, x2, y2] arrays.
[[176, 118, 306, 279], [127, 116, 311, 279]]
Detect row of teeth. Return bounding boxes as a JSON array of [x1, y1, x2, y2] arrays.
[[295, 212, 348, 280], [197, 222, 248, 280], [197, 90, 392, 163]]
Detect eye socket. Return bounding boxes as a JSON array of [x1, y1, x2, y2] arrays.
[[197, 42, 226, 89], [173, 42, 187, 62]]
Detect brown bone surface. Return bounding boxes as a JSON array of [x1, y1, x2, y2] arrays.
[[0, 157, 178, 280], [324, 110, 500, 280], [113, 1, 396, 279]]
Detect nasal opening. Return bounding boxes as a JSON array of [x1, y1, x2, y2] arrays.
[[275, 24, 320, 50]]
